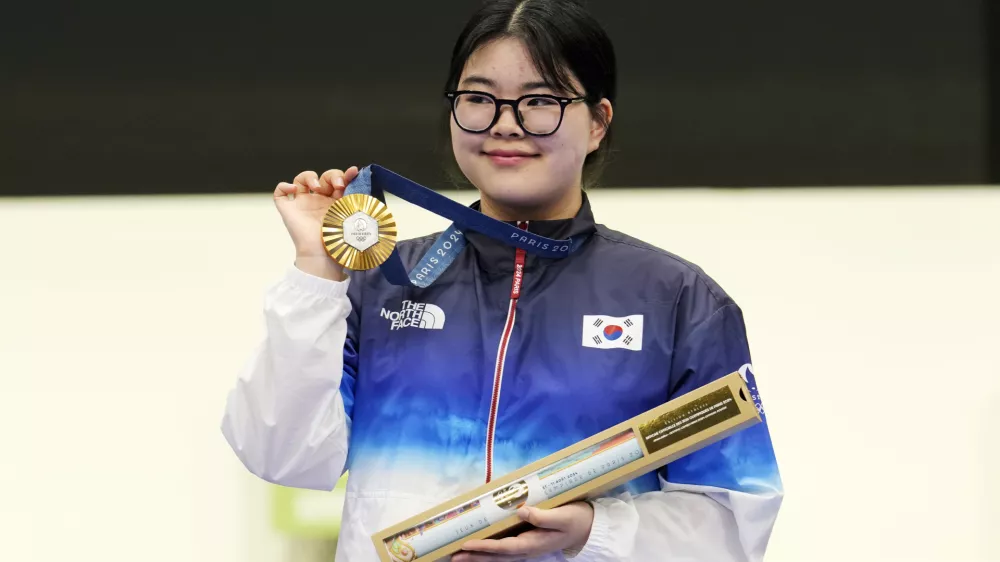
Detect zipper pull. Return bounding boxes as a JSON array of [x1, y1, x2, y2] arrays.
[[511, 221, 528, 299]]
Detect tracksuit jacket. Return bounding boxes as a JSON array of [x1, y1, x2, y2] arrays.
[[221, 193, 784, 561]]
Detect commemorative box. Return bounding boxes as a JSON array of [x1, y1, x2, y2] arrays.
[[372, 371, 761, 562]]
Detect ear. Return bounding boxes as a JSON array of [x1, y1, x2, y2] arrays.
[[587, 98, 614, 154]]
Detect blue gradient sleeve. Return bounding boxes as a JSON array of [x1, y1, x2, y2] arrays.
[[663, 302, 783, 495]]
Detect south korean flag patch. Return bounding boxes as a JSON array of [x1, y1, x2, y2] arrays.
[[582, 315, 644, 351]]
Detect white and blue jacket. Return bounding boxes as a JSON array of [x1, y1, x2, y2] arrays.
[[222, 193, 784, 561]]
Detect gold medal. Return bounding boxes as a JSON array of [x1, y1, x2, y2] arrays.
[[321, 193, 397, 270]]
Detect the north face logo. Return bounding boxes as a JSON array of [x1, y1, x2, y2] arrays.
[[380, 300, 446, 331]]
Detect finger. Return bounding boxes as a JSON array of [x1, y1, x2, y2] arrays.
[[518, 506, 568, 531], [451, 552, 523, 562], [319, 168, 345, 196], [461, 529, 561, 558], [293, 170, 321, 194], [273, 182, 297, 199], [343, 165, 359, 186]]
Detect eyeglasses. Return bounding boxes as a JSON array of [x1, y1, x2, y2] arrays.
[[444, 90, 587, 136]]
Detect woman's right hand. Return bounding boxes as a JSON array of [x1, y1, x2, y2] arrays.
[[274, 166, 360, 281]]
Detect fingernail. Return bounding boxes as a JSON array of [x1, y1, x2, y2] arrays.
[[334, 177, 345, 188], [309, 178, 320, 189]]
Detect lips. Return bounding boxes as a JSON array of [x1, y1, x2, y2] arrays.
[[485, 149, 536, 157], [483, 149, 539, 166]]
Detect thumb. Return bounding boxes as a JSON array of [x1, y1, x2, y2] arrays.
[[273, 181, 297, 201], [518, 506, 567, 531]]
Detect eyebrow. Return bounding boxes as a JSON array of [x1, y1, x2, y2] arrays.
[[459, 75, 554, 91]]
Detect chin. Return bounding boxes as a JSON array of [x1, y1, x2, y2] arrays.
[[457, 153, 570, 213], [478, 181, 561, 209]]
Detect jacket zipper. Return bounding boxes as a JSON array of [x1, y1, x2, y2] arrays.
[[485, 221, 528, 483]]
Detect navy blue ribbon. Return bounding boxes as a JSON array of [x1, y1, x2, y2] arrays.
[[344, 164, 584, 287]]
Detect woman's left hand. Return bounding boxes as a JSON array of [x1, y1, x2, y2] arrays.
[[452, 501, 594, 561]]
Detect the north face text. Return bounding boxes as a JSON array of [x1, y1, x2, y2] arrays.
[[380, 300, 446, 330]]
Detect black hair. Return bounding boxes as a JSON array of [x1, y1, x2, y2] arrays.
[[441, 0, 617, 188]]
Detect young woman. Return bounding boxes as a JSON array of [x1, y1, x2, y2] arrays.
[[222, 1, 783, 561]]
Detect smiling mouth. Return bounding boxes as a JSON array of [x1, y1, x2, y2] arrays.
[[483, 151, 540, 165]]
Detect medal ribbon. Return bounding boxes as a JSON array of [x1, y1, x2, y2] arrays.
[[344, 164, 585, 288]]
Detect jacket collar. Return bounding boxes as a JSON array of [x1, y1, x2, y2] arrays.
[[463, 192, 598, 276]]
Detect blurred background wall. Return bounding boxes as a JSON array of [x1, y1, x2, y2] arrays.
[[1, 188, 999, 561], [2, 0, 999, 561]]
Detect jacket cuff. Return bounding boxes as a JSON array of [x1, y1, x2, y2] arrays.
[[564, 500, 614, 562], [285, 265, 351, 299]]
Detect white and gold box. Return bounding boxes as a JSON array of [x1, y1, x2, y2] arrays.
[[372, 371, 761, 562]]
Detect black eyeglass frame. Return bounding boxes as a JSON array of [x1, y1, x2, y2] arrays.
[[444, 90, 587, 137]]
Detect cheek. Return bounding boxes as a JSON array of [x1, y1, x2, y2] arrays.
[[538, 122, 591, 164], [449, 120, 462, 152], [451, 122, 482, 156], [450, 122, 483, 181]]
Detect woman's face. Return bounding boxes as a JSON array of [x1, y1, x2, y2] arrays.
[[450, 37, 612, 219]]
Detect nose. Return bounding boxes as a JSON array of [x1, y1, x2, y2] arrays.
[[490, 104, 524, 138]]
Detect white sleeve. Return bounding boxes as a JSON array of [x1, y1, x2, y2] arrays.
[[567, 476, 783, 562], [220, 266, 354, 491]]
